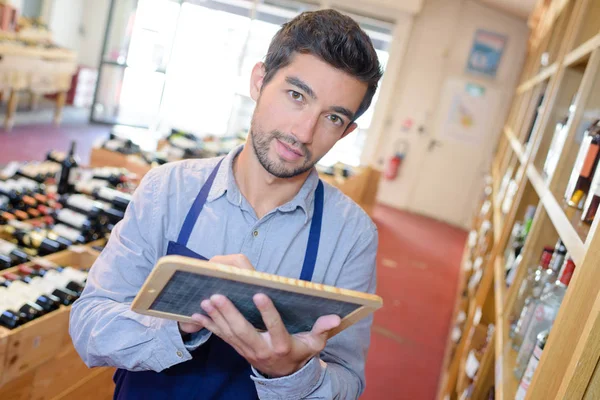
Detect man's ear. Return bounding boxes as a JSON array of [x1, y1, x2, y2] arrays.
[[342, 122, 358, 139], [250, 62, 266, 101]]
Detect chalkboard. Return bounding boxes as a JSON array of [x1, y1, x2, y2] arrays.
[[131, 255, 383, 338]]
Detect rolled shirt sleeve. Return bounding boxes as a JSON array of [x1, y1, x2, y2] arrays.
[[69, 167, 211, 372]]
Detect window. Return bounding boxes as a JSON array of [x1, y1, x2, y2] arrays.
[[95, 0, 394, 167]]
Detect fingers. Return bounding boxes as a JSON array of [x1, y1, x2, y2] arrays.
[[294, 315, 341, 355], [210, 254, 255, 271], [178, 319, 204, 334], [253, 293, 291, 355], [312, 314, 341, 336], [199, 295, 265, 357]]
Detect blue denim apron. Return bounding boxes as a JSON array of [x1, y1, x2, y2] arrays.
[[113, 159, 324, 399]]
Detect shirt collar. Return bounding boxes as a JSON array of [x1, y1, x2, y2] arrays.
[[206, 144, 321, 222]]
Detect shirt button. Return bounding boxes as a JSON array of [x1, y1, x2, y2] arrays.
[[176, 351, 183, 358], [253, 230, 259, 237]]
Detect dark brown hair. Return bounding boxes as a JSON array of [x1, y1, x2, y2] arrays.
[[263, 9, 383, 122]]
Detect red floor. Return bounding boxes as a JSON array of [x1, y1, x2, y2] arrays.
[[0, 120, 467, 399]]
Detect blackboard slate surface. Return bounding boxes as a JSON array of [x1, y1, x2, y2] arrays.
[[131, 256, 383, 338], [150, 270, 362, 334]]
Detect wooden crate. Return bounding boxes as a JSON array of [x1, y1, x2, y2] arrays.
[[89, 147, 152, 179], [0, 246, 108, 397], [30, 345, 114, 400]]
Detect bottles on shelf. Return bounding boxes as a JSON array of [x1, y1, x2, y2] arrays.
[[564, 120, 600, 209], [515, 330, 549, 400], [510, 240, 567, 349], [0, 263, 89, 329], [543, 116, 570, 181], [56, 141, 79, 195], [505, 205, 537, 287], [513, 257, 575, 379]]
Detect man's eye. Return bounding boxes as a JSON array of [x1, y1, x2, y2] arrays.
[[328, 115, 343, 126], [289, 90, 303, 102]]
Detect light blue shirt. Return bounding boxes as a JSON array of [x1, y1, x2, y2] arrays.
[[69, 145, 378, 399]]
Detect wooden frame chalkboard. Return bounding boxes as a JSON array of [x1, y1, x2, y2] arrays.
[[131, 255, 383, 338]]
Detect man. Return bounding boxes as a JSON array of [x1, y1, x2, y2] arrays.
[[70, 9, 382, 400]]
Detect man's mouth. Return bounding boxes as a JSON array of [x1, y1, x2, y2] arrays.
[[278, 140, 303, 157]]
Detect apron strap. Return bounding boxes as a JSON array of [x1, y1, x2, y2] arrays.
[[177, 158, 224, 246], [299, 180, 324, 282]]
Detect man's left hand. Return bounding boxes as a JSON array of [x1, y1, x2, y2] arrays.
[[194, 293, 341, 378]]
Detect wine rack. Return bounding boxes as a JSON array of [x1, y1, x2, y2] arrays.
[[0, 242, 115, 399], [437, 1, 600, 399]]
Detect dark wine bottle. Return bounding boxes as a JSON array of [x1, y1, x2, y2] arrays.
[[1, 275, 59, 313], [24, 273, 78, 306], [57, 141, 78, 195], [0, 300, 22, 329], [48, 224, 86, 245], [0, 284, 45, 322], [0, 238, 28, 266]]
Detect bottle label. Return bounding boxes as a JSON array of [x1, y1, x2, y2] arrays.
[[57, 209, 87, 229], [580, 143, 599, 178], [170, 136, 197, 150], [559, 260, 576, 286], [52, 224, 82, 242], [515, 345, 542, 400], [566, 137, 592, 199], [1, 161, 21, 179], [104, 139, 124, 152], [8, 219, 32, 231], [0, 239, 17, 256], [98, 186, 118, 201], [68, 194, 102, 213]]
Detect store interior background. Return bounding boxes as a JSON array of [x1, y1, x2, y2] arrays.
[[1, 0, 538, 398]]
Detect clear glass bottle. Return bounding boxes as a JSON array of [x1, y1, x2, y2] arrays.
[[515, 330, 549, 400], [513, 258, 575, 379], [508, 246, 554, 336], [510, 240, 566, 348]]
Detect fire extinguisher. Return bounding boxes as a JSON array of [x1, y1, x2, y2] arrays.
[[384, 139, 409, 181]]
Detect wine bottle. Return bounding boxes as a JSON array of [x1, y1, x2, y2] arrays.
[[514, 258, 575, 379], [42, 269, 85, 297], [0, 238, 29, 266], [515, 330, 549, 400], [47, 224, 86, 245], [565, 120, 600, 209], [24, 273, 79, 306], [511, 241, 566, 350], [52, 208, 98, 240], [0, 284, 45, 322], [78, 185, 131, 211], [57, 141, 79, 195], [4, 221, 66, 253], [0, 296, 23, 329], [0, 275, 60, 312], [46, 150, 65, 164], [60, 194, 109, 221]]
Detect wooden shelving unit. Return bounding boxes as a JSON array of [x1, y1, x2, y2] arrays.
[[437, 0, 600, 399]]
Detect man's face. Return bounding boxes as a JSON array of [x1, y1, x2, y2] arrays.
[[248, 53, 368, 179]]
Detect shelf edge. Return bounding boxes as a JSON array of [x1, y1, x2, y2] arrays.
[[526, 164, 586, 265], [564, 33, 600, 68], [516, 63, 558, 94], [504, 126, 526, 164], [494, 257, 505, 318]]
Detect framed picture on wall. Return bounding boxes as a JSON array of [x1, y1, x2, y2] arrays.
[[465, 29, 507, 78]]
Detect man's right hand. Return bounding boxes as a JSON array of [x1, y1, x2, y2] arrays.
[[178, 254, 256, 334]]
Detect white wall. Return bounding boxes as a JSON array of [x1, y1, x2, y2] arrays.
[[77, 0, 110, 67], [366, 0, 528, 210], [47, 0, 84, 52]]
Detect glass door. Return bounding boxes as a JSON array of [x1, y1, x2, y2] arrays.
[[91, 0, 182, 128]]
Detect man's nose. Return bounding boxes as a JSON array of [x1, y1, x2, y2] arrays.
[[290, 113, 319, 144]]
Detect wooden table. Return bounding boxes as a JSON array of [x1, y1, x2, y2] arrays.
[[0, 42, 77, 131]]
